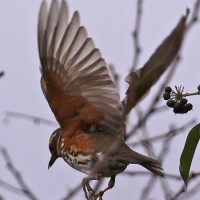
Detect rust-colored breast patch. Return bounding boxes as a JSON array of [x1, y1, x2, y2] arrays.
[[61, 120, 95, 155]]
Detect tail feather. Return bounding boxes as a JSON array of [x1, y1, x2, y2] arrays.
[[123, 149, 165, 177], [115, 141, 165, 177], [141, 162, 165, 177]]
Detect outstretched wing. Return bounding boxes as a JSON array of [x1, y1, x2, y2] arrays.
[[122, 13, 187, 116], [38, 0, 124, 136]]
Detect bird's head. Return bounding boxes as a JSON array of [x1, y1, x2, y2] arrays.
[[48, 128, 61, 169]]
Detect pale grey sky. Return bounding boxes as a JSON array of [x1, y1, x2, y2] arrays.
[[0, 1, 200, 200]]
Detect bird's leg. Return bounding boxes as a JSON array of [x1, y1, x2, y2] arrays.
[[82, 174, 102, 200], [95, 176, 116, 199]]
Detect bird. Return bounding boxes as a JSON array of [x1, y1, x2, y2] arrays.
[[37, 0, 186, 199]]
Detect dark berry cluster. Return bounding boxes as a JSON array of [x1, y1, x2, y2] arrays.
[[198, 85, 200, 92], [163, 86, 172, 100], [163, 86, 193, 114]]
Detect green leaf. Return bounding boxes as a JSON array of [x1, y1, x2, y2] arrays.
[[179, 123, 200, 187]]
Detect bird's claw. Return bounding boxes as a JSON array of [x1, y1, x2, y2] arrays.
[[82, 181, 94, 200], [86, 182, 94, 194], [89, 192, 103, 200], [83, 185, 104, 200], [94, 191, 104, 200]]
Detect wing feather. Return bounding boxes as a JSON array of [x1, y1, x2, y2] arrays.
[[38, 0, 124, 137]]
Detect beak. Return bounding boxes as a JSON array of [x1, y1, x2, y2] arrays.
[[48, 155, 57, 169]]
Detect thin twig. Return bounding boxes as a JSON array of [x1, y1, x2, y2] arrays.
[[62, 183, 82, 200], [129, 119, 195, 147], [4, 111, 57, 126], [0, 147, 39, 200], [172, 172, 200, 199], [123, 171, 200, 181], [131, 0, 143, 71], [0, 71, 4, 78], [160, 178, 173, 200], [178, 181, 200, 200], [186, 0, 200, 31], [0, 180, 25, 196], [139, 176, 158, 200], [158, 133, 175, 200]]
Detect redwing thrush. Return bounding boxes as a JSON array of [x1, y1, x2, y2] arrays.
[[38, 0, 165, 199]]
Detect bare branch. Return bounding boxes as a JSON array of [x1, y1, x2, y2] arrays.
[[0, 194, 4, 200], [139, 176, 158, 200], [0, 179, 25, 196], [62, 183, 82, 200], [178, 181, 200, 200], [129, 119, 195, 147], [0, 71, 4, 78], [186, 0, 200, 30], [0, 147, 39, 200], [131, 0, 143, 71], [4, 111, 57, 126], [172, 172, 200, 199]]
